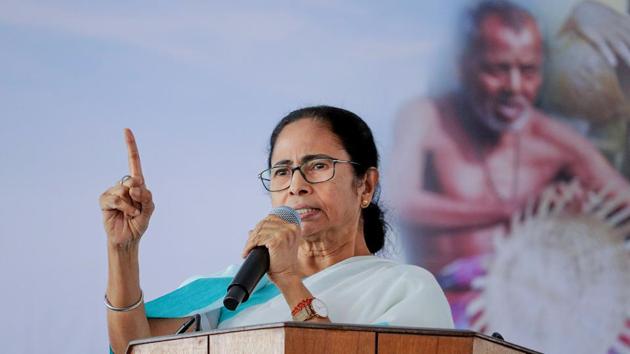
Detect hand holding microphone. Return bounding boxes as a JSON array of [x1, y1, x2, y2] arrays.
[[98, 129, 300, 312], [224, 206, 301, 310]]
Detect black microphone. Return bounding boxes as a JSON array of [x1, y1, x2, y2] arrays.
[[223, 206, 301, 311]]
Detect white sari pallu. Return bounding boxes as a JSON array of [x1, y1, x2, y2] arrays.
[[144, 255, 454, 331], [109, 256, 453, 352]]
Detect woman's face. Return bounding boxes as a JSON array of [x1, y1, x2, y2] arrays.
[[269, 118, 365, 241]]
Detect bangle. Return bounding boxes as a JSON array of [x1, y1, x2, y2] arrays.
[[104, 290, 144, 312]]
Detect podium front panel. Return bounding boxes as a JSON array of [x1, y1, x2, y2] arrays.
[[209, 327, 284, 353], [127, 322, 542, 354], [129, 335, 207, 354], [285, 327, 374, 354], [378, 333, 472, 354]]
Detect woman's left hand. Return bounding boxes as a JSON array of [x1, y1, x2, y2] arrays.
[[242, 215, 302, 284]]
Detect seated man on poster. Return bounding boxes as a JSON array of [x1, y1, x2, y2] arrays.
[[389, 0, 629, 328]]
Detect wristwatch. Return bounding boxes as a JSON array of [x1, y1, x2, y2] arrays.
[[292, 297, 329, 321]]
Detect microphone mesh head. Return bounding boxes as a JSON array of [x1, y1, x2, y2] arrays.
[[270, 206, 301, 226]]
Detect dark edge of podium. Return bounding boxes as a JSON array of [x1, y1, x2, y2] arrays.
[[127, 321, 543, 354]]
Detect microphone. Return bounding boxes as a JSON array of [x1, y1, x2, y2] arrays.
[[223, 206, 301, 311]]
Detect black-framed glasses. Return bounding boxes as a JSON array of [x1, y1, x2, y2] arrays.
[[258, 158, 360, 192]]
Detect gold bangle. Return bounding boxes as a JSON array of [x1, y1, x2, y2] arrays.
[[104, 290, 144, 312]]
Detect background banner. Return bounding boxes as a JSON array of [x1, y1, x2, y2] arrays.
[[388, 1, 630, 353]]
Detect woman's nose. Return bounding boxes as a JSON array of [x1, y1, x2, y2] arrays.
[[288, 168, 312, 196]]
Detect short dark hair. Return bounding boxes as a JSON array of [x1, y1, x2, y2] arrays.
[[267, 105, 388, 254], [461, 0, 537, 56]]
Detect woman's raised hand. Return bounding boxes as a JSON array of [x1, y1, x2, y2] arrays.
[[100, 129, 155, 247]]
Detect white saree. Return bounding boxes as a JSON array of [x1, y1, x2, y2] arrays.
[[198, 255, 454, 330]]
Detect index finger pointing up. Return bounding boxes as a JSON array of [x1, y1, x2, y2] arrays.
[[124, 128, 144, 180]]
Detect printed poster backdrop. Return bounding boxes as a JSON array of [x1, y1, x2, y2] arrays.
[[388, 1, 630, 353]]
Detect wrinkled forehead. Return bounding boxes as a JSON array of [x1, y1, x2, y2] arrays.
[[270, 118, 348, 166], [476, 15, 543, 56]]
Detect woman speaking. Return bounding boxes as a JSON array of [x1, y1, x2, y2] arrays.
[[100, 106, 453, 353]]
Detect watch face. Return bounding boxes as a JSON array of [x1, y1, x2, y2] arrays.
[[312, 298, 328, 317]]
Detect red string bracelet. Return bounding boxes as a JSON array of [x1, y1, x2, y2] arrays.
[[291, 297, 314, 316]]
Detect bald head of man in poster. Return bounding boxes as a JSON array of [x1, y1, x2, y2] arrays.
[[389, 0, 629, 328]]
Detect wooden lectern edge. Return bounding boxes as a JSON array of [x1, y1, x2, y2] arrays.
[[126, 321, 542, 354]]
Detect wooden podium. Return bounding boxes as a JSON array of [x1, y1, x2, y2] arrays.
[[127, 322, 541, 354]]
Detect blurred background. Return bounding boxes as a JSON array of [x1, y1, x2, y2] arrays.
[[0, 1, 628, 353]]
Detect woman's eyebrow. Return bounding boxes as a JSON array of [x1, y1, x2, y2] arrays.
[[301, 154, 335, 163], [272, 159, 292, 167], [272, 154, 336, 167]]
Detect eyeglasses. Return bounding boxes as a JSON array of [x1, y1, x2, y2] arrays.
[[259, 158, 360, 192]]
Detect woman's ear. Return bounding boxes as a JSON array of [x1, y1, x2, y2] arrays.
[[361, 168, 379, 203]]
